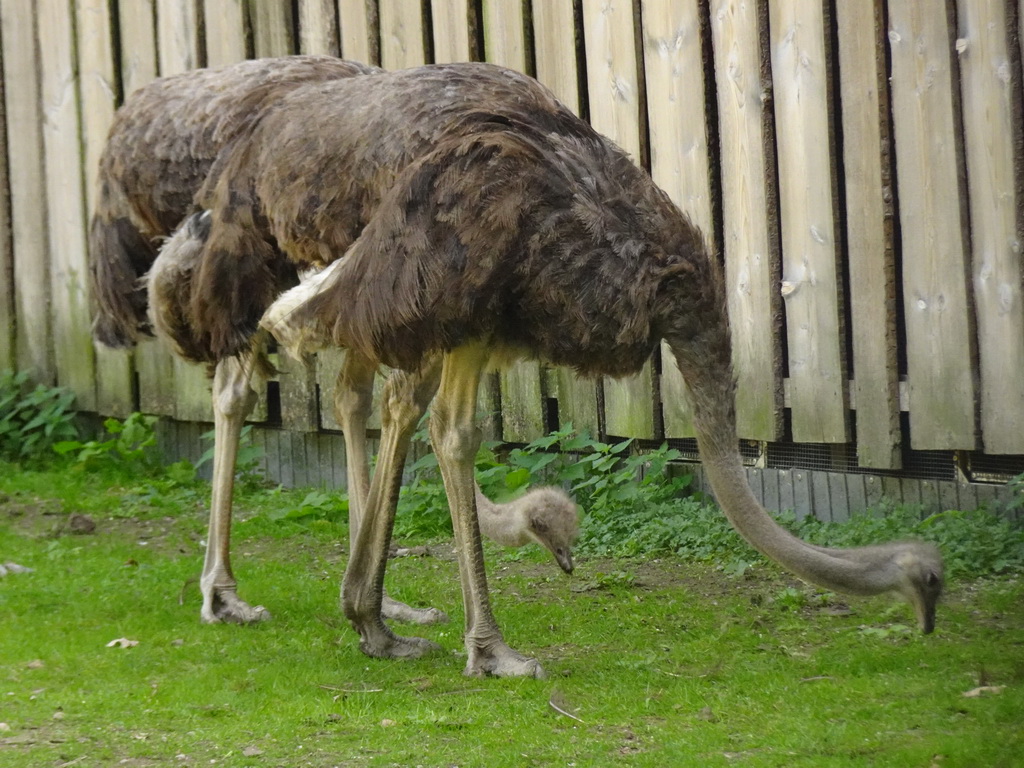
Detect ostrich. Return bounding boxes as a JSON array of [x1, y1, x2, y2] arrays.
[[90, 56, 579, 626], [160, 60, 942, 678]]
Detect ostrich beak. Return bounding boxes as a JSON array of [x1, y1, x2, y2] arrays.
[[555, 549, 574, 575], [911, 590, 938, 634]]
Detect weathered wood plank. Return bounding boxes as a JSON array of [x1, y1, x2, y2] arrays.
[[379, 0, 427, 68], [338, 0, 378, 64], [864, 474, 884, 511], [937, 480, 960, 512], [119, 1, 158, 95], [641, 0, 715, 438], [792, 469, 812, 520], [278, 354, 319, 432], [0, 23, 14, 370], [157, 0, 201, 73], [826, 472, 849, 522], [316, 350, 345, 431], [777, 469, 795, 514], [811, 470, 831, 521], [37, 0, 97, 408], [768, 0, 847, 444], [250, 0, 295, 57], [959, 0, 1024, 455], [532, 0, 581, 114], [888, 0, 978, 450], [709, 0, 782, 441], [846, 473, 867, 516], [2, 2, 52, 381], [299, 0, 340, 55], [156, 0, 212, 420], [479, 0, 546, 441], [482, 0, 527, 70], [836, 0, 901, 468], [432, 0, 473, 63], [78, 0, 135, 417], [500, 361, 545, 442], [531, 1, 598, 435], [582, 0, 654, 438], [204, 0, 249, 65]]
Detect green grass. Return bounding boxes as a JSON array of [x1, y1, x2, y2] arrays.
[[1, 462, 1023, 767]]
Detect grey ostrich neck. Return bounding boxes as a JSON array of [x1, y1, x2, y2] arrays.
[[674, 346, 906, 597]]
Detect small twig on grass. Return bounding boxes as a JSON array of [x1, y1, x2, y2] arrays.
[[317, 684, 384, 694], [56, 757, 87, 768], [799, 676, 833, 684]]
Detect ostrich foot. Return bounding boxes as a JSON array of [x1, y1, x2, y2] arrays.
[[356, 624, 442, 660], [201, 587, 271, 625], [381, 594, 449, 625], [465, 638, 546, 679]]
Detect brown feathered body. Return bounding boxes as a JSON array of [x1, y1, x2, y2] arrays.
[[183, 62, 719, 384], [89, 55, 380, 348]]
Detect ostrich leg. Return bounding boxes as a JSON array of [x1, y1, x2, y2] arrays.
[[341, 359, 444, 659], [200, 354, 269, 623], [430, 344, 545, 679], [333, 352, 448, 624]]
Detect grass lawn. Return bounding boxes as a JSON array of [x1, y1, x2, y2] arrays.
[[1, 468, 1022, 767]]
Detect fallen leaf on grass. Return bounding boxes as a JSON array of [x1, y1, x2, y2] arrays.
[[105, 638, 139, 649], [962, 685, 1005, 698], [27, 660, 44, 669], [0, 562, 34, 577], [242, 746, 262, 757], [380, 719, 396, 727]]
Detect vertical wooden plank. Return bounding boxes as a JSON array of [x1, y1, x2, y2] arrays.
[[920, 479, 940, 514], [119, 0, 170, 416], [204, 0, 249, 65], [299, 0, 340, 55], [827, 472, 849, 521], [279, 355, 319, 432], [888, 0, 977, 450], [432, 0, 473, 63], [768, 0, 847, 444], [837, 0, 901, 468], [120, 1, 158, 95], [881, 475, 903, 507], [811, 471, 831, 521], [338, 0, 378, 64], [583, 0, 654, 438], [761, 467, 780, 512], [480, 0, 546, 441], [250, 0, 296, 57], [777, 469, 795, 514], [0, 36, 10, 370], [641, 0, 715, 438], [532, 2, 599, 435], [157, 0, 202, 72], [959, 0, 1024, 455], [290, 431, 309, 488], [533, 0, 582, 114], [863, 474, 884, 510], [482, 0, 527, 70], [2, 2, 53, 381], [793, 471, 813, 520], [37, 0, 97, 408], [316, 350, 345, 430], [157, 0, 213, 421], [937, 480, 960, 512], [379, 0, 428, 68], [846, 473, 867, 515], [500, 361, 544, 442], [78, 0, 135, 417], [709, 0, 782, 441], [746, 467, 764, 505]]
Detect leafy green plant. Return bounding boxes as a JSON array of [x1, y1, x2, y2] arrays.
[[54, 412, 160, 471], [0, 369, 79, 461], [264, 489, 348, 523]]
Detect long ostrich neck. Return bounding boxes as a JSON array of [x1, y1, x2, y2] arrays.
[[671, 346, 899, 596], [474, 488, 530, 547]]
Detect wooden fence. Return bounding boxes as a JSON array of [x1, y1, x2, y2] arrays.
[[1, 1, 1022, 511]]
